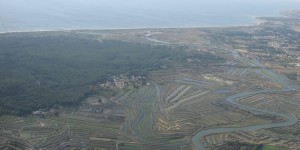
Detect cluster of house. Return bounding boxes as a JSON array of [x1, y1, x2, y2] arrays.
[[240, 52, 258, 60], [268, 41, 282, 49], [32, 110, 47, 115], [99, 74, 144, 89]]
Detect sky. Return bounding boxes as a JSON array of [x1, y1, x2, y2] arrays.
[[0, 0, 300, 32]]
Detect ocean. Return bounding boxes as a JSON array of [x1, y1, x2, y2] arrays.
[[0, 0, 300, 32]]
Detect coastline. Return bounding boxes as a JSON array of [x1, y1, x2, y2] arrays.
[[2, 10, 291, 35], [0, 23, 256, 35], [2, 13, 291, 35]]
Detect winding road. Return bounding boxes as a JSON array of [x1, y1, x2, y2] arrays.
[[192, 50, 299, 150]]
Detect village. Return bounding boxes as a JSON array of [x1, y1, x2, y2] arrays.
[[99, 74, 146, 89]]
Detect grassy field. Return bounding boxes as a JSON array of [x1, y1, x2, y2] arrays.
[[261, 145, 288, 150]]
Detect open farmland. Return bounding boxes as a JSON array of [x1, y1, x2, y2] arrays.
[[0, 114, 121, 149], [1, 12, 300, 150]]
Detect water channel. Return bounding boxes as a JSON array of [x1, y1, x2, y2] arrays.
[[191, 50, 298, 150]]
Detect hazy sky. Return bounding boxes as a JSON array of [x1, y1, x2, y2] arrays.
[[0, 0, 300, 32]]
